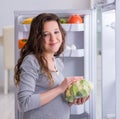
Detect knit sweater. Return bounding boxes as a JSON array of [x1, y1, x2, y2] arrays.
[[17, 54, 70, 119]]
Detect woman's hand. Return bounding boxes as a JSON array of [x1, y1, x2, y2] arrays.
[[59, 76, 83, 93], [68, 96, 90, 106], [73, 96, 90, 105]]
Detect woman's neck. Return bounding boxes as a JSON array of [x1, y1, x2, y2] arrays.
[[43, 53, 54, 62], [43, 53, 58, 73]]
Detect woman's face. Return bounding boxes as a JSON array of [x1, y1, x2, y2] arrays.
[[42, 21, 62, 54]]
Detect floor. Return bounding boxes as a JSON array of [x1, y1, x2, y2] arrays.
[[0, 80, 15, 119]]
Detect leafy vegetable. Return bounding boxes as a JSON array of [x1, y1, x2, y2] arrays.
[[65, 79, 93, 102]]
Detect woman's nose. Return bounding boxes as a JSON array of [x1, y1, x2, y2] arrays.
[[50, 33, 56, 41]]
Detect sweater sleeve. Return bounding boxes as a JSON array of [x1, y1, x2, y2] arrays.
[[17, 55, 41, 112]]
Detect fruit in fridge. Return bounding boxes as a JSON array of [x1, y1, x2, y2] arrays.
[[68, 14, 83, 24], [22, 17, 33, 24]]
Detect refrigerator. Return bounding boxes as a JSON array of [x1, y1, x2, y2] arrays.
[[14, 9, 97, 119], [14, 1, 117, 118]]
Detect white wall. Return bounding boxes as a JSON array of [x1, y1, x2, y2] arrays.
[[0, 0, 90, 80]]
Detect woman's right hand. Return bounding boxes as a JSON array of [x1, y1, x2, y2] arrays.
[[59, 76, 83, 93]]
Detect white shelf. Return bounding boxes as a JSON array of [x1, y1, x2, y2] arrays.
[[62, 24, 84, 31], [17, 23, 84, 32], [60, 49, 84, 57]]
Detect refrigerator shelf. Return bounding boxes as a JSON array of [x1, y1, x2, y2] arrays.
[[60, 49, 84, 57], [17, 23, 84, 32], [61, 24, 84, 31]]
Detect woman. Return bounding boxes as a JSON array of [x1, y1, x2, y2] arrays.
[[14, 13, 89, 119]]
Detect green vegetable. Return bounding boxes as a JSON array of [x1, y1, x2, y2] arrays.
[[60, 18, 67, 24], [65, 79, 93, 102]]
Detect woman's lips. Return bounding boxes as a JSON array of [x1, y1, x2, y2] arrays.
[[49, 42, 58, 46]]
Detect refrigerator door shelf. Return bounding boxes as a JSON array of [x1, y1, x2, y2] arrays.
[[17, 23, 84, 32], [60, 49, 84, 57]]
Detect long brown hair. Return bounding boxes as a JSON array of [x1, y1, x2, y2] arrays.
[[14, 13, 66, 86]]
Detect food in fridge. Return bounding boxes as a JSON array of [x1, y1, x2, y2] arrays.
[[60, 18, 68, 24], [22, 17, 33, 24], [68, 14, 83, 24], [18, 39, 27, 49]]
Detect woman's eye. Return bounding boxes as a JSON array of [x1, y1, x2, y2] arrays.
[[54, 31, 60, 34], [43, 33, 50, 37]]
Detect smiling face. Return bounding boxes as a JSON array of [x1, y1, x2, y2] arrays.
[[42, 21, 63, 55]]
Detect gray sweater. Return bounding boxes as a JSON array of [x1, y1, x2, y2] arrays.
[[17, 54, 70, 119]]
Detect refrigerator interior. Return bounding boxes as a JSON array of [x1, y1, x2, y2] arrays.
[[14, 10, 97, 119]]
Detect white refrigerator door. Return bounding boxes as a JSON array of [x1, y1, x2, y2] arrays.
[[96, 1, 116, 119], [102, 10, 115, 119], [115, 0, 120, 118]]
